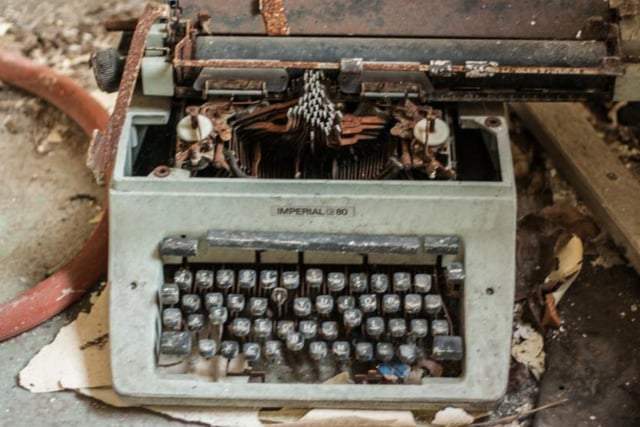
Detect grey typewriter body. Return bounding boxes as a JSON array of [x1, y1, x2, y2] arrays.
[[101, 0, 632, 409]]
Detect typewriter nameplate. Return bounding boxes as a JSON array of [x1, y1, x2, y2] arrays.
[[271, 206, 355, 217]]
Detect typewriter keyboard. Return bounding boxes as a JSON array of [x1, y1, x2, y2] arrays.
[[157, 258, 464, 384]]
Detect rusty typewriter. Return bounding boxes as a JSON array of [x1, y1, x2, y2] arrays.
[[91, 0, 639, 409]]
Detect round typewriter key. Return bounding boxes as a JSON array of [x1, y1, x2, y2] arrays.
[[349, 273, 368, 293], [355, 342, 374, 362], [231, 318, 251, 337], [389, 318, 407, 338], [162, 308, 183, 330], [198, 338, 217, 358], [286, 331, 305, 352], [327, 272, 346, 292], [376, 342, 395, 362], [359, 294, 377, 314], [299, 320, 318, 340], [281, 271, 300, 290], [343, 308, 363, 328], [424, 294, 443, 315], [160, 331, 191, 356], [204, 292, 224, 310], [181, 294, 201, 314], [382, 294, 401, 314], [410, 319, 428, 338], [253, 318, 272, 339], [227, 294, 245, 313], [264, 340, 283, 360], [276, 320, 296, 340], [238, 269, 257, 290], [321, 321, 339, 341], [336, 295, 355, 314], [404, 294, 422, 315], [243, 342, 261, 362], [398, 344, 418, 364], [174, 268, 193, 292], [315, 295, 334, 315], [249, 297, 268, 317], [216, 269, 235, 290], [293, 297, 312, 317], [332, 341, 351, 360], [270, 287, 289, 305], [260, 270, 278, 290], [209, 306, 228, 325], [187, 313, 205, 331], [220, 340, 240, 359], [392, 272, 411, 293], [309, 341, 328, 360], [305, 268, 323, 288], [195, 269, 214, 290], [161, 283, 180, 306], [431, 319, 450, 336], [414, 274, 432, 293], [366, 316, 385, 338], [370, 274, 389, 294]]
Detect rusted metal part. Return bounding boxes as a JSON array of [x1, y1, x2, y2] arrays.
[[259, 0, 290, 36], [178, 0, 609, 40], [92, 3, 168, 184], [104, 18, 139, 32], [174, 58, 622, 77]]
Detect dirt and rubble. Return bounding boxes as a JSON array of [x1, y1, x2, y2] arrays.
[[1, 1, 639, 426]]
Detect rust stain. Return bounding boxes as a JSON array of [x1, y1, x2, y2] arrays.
[[260, 0, 290, 36]]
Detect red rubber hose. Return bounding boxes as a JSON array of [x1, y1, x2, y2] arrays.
[[0, 50, 110, 341]]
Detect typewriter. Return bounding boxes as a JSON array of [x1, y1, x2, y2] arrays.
[[93, 0, 637, 409]]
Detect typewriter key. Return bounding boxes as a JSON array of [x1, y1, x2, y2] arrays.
[[398, 344, 418, 364], [293, 297, 312, 317], [276, 320, 296, 340], [315, 295, 334, 315], [198, 338, 217, 358], [238, 269, 257, 290], [264, 340, 283, 361], [309, 341, 328, 360], [248, 297, 268, 317], [209, 306, 228, 325], [231, 318, 251, 337], [187, 313, 205, 332], [349, 273, 368, 293], [305, 268, 323, 288], [370, 274, 389, 293], [343, 308, 363, 328], [376, 342, 394, 362], [336, 295, 355, 313], [174, 268, 193, 292], [286, 331, 305, 352], [227, 294, 245, 313], [260, 270, 278, 290], [181, 294, 201, 314], [252, 318, 272, 339], [410, 319, 428, 338], [216, 269, 235, 290], [281, 271, 300, 290], [243, 343, 261, 362], [160, 331, 191, 356], [355, 342, 374, 362], [432, 336, 463, 361], [431, 319, 450, 336], [389, 318, 407, 338], [366, 316, 385, 338], [414, 274, 432, 293], [220, 340, 240, 359], [299, 320, 318, 340], [404, 294, 422, 315], [392, 272, 411, 293], [195, 270, 214, 290], [332, 341, 351, 360], [359, 294, 377, 313], [382, 294, 401, 314], [327, 272, 346, 292], [321, 321, 339, 341], [424, 294, 443, 315], [162, 308, 182, 330], [204, 292, 224, 310], [161, 283, 180, 306]]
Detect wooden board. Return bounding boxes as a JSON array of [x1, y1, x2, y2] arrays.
[[511, 103, 640, 273]]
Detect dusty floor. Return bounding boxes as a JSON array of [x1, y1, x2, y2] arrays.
[[1, 1, 640, 426]]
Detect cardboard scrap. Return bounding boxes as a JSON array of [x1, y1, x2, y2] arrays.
[[511, 323, 546, 380], [431, 407, 474, 426]]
